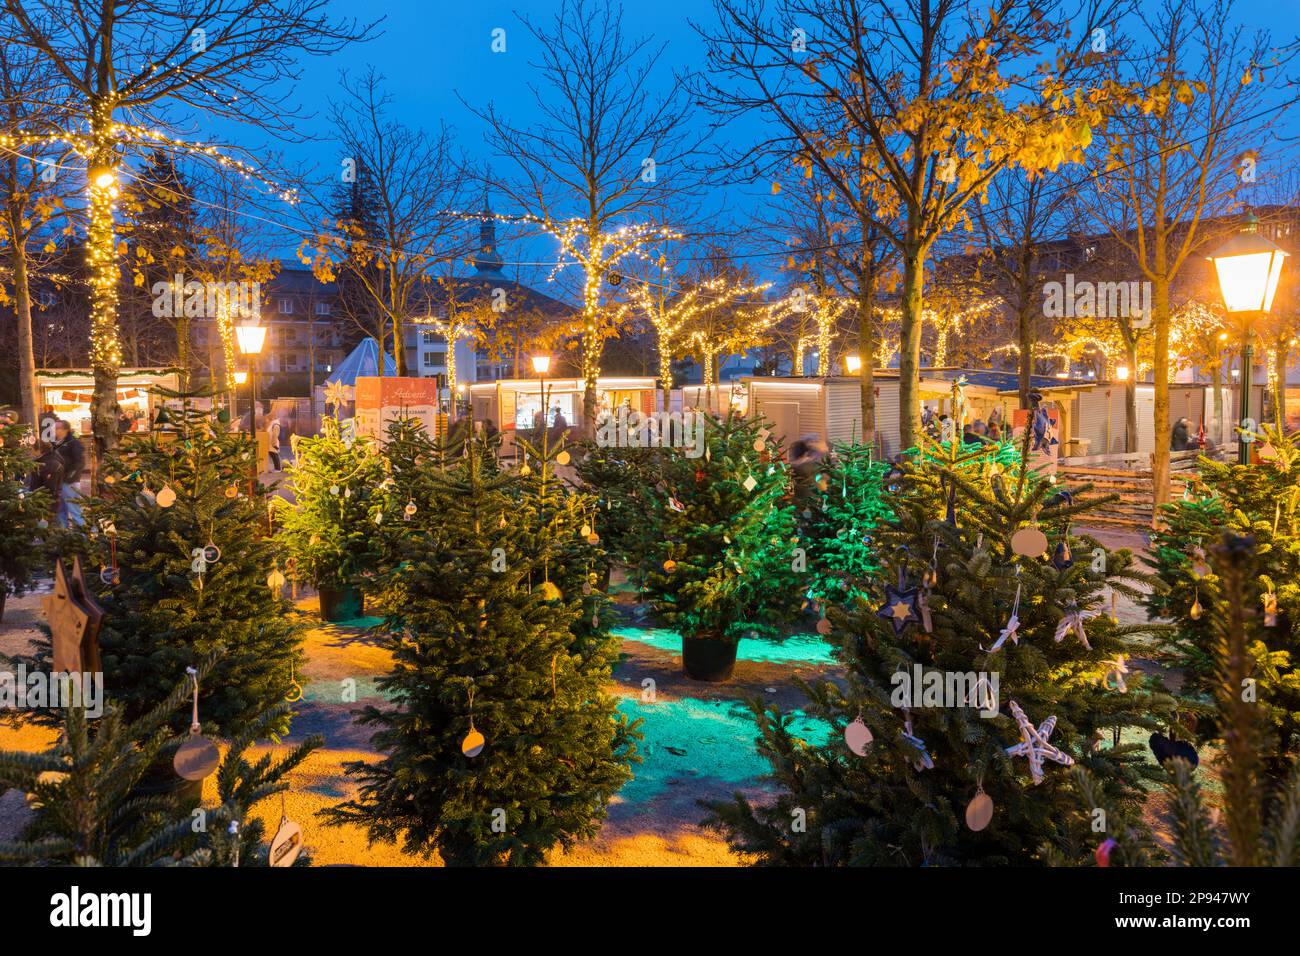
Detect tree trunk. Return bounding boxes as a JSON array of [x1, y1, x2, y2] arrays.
[[1151, 277, 1171, 514], [856, 266, 876, 446], [1124, 338, 1138, 454], [1274, 341, 1288, 429], [7, 224, 38, 426], [176, 313, 190, 390], [87, 110, 123, 477], [392, 311, 406, 376], [1017, 296, 1035, 409], [897, 241, 926, 452], [1210, 359, 1224, 445]]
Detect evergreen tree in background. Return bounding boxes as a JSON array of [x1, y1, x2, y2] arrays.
[[1145, 424, 1300, 780], [0, 418, 50, 618], [18, 395, 301, 738], [325, 435, 639, 865], [636, 410, 802, 644], [1068, 533, 1300, 868], [799, 441, 891, 608], [0, 657, 321, 866], [278, 413, 387, 597], [705, 423, 1174, 865], [120, 151, 199, 379], [574, 440, 663, 581]]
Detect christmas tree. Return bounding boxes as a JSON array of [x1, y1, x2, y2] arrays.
[[1068, 533, 1300, 868], [18, 394, 302, 738], [798, 441, 891, 607], [635, 410, 802, 680], [0, 656, 321, 866], [705, 407, 1173, 865], [278, 412, 387, 620], [324, 434, 639, 865], [573, 439, 664, 582], [0, 418, 51, 620], [1145, 423, 1300, 780]]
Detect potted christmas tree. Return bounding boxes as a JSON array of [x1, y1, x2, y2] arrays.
[[324, 436, 639, 865], [279, 413, 385, 622], [637, 410, 801, 681]]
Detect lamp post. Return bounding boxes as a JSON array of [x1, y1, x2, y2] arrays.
[[235, 323, 267, 476], [531, 353, 551, 453], [232, 370, 249, 428], [1207, 213, 1289, 464]]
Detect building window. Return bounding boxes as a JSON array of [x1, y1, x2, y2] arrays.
[[314, 301, 332, 315], [282, 353, 300, 371], [422, 353, 439, 368], [278, 298, 294, 314], [422, 330, 438, 345]]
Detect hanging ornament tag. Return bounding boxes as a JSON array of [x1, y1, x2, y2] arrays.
[[663, 559, 676, 572], [403, 501, 417, 520], [556, 450, 571, 466], [742, 475, 757, 493], [156, 484, 177, 508], [965, 789, 994, 832], [269, 817, 303, 867], [1010, 526, 1048, 558], [844, 717, 873, 755], [267, 568, 286, 591], [174, 669, 220, 781]]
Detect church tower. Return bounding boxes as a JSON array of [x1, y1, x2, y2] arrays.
[[473, 190, 506, 280]]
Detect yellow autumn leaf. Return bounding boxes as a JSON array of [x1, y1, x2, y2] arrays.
[[771, 181, 782, 195]]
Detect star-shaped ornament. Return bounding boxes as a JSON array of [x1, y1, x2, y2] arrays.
[[1054, 603, 1096, 650], [45, 556, 104, 674], [876, 582, 922, 635], [1004, 700, 1074, 785], [323, 380, 354, 412]]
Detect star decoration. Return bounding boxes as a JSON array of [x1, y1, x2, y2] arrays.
[[876, 583, 922, 635], [1004, 700, 1074, 785], [45, 556, 104, 674], [324, 380, 354, 413], [1054, 603, 1096, 650]]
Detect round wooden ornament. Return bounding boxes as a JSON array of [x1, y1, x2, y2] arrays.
[[556, 450, 571, 466], [844, 718, 873, 756], [461, 728, 486, 758], [156, 484, 177, 508], [174, 734, 221, 781], [1010, 526, 1049, 558], [269, 817, 304, 867], [965, 789, 994, 831]]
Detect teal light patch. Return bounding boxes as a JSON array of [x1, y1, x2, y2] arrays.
[[611, 625, 837, 666], [615, 696, 831, 810]]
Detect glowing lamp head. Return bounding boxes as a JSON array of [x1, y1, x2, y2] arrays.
[[1207, 213, 1289, 314], [531, 354, 551, 375], [1115, 366, 1130, 382], [233, 371, 249, 385], [235, 322, 267, 356], [91, 168, 116, 189], [844, 354, 862, 374]]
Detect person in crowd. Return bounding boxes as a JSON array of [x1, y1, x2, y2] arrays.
[[482, 418, 499, 441], [551, 405, 568, 435], [267, 412, 283, 471], [1171, 417, 1194, 451], [51, 419, 85, 527]]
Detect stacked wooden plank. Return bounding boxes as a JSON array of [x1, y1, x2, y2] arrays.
[[1057, 449, 1213, 530]]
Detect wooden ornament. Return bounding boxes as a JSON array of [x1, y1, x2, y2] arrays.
[[461, 728, 485, 758], [586, 533, 600, 545], [539, 580, 562, 601], [742, 475, 757, 492], [46, 557, 104, 674], [267, 568, 287, 591], [965, 789, 994, 831], [156, 484, 177, 508], [816, 616, 832, 635], [269, 818, 304, 867], [174, 734, 221, 781], [555, 450, 571, 466], [844, 718, 873, 756], [1010, 526, 1049, 558], [663, 559, 676, 572]]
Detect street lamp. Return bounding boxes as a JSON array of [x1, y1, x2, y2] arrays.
[[844, 353, 862, 374], [236, 322, 267, 436], [1207, 212, 1289, 463]]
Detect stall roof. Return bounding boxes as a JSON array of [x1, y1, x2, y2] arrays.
[[744, 368, 1096, 393], [324, 338, 395, 387], [468, 376, 657, 391]]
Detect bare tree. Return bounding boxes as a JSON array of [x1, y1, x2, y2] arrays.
[[307, 67, 471, 377], [0, 0, 376, 466], [1079, 0, 1279, 507], [696, 0, 1121, 450], [0, 40, 72, 427], [467, 0, 700, 436]]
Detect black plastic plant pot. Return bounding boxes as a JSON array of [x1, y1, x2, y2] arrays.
[[681, 633, 739, 682], [319, 585, 364, 623]]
